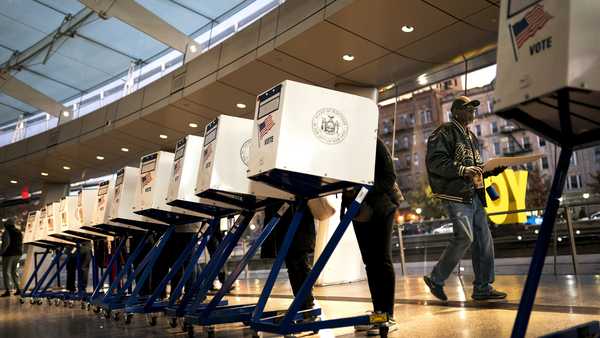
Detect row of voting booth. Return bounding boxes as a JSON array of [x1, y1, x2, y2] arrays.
[[18, 80, 387, 336]]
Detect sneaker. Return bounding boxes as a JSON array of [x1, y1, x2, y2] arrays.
[[472, 288, 507, 300], [13, 290, 21, 296], [423, 276, 448, 301], [354, 311, 375, 332], [367, 319, 398, 336], [0, 291, 10, 297]]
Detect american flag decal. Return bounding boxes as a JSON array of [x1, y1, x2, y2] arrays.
[[512, 4, 553, 49], [258, 115, 275, 139]]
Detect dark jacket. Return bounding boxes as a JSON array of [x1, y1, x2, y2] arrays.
[[261, 204, 316, 259], [341, 138, 400, 218], [1, 225, 23, 257], [426, 119, 502, 204]]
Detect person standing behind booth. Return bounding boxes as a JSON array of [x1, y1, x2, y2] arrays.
[[262, 204, 317, 313], [66, 242, 92, 293], [342, 137, 402, 335], [1, 219, 23, 297], [423, 95, 507, 302]]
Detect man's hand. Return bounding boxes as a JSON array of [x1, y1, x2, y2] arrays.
[[463, 166, 483, 178]]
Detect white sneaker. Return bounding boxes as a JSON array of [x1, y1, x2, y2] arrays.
[[367, 319, 398, 336]]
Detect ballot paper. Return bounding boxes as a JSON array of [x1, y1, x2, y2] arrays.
[[483, 154, 543, 172]]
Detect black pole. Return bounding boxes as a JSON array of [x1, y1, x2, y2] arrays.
[[511, 90, 573, 338]]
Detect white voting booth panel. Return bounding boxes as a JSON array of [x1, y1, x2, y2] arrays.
[[135, 151, 207, 225], [23, 211, 39, 244], [63, 192, 106, 240], [110, 166, 164, 230], [247, 80, 378, 197], [82, 178, 136, 235], [45, 202, 62, 238], [36, 206, 70, 246], [167, 135, 238, 217], [494, 0, 600, 145], [196, 115, 294, 209]]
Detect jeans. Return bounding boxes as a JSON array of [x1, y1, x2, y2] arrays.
[[2, 255, 20, 292], [353, 209, 396, 315], [430, 197, 496, 294]]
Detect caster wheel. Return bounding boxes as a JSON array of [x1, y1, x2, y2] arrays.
[[379, 326, 389, 338], [146, 314, 157, 326], [112, 311, 121, 321], [68, 301, 74, 308], [36, 299, 43, 305], [81, 302, 86, 310], [93, 306, 100, 314], [29, 299, 34, 305], [206, 326, 215, 337], [168, 317, 178, 328], [104, 310, 111, 319], [19, 298, 25, 304], [63, 301, 68, 307], [252, 331, 260, 338], [125, 314, 133, 325]]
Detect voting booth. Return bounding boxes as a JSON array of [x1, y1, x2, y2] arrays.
[[62, 192, 106, 241], [23, 211, 39, 245], [46, 202, 78, 243], [167, 135, 238, 217], [47, 196, 90, 243], [134, 150, 207, 226], [109, 166, 165, 231], [494, 1, 600, 336], [247, 80, 378, 197], [195, 115, 294, 210], [495, 0, 600, 148], [35, 206, 71, 247]]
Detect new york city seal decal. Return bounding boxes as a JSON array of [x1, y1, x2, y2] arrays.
[[311, 108, 348, 145], [240, 139, 251, 167]]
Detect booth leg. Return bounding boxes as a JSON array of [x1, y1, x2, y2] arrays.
[[90, 237, 126, 300], [251, 200, 308, 322], [104, 232, 151, 299], [511, 147, 572, 338], [203, 204, 288, 314], [22, 249, 50, 295]]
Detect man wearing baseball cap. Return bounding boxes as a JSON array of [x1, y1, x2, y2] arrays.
[[423, 95, 507, 301]]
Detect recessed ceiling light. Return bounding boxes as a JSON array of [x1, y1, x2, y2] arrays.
[[189, 44, 198, 53], [417, 73, 428, 85], [63, 166, 71, 170], [236, 103, 246, 109], [121, 147, 129, 152], [342, 53, 355, 61], [10, 180, 18, 184], [401, 25, 415, 33], [159, 134, 168, 139], [189, 122, 198, 128], [96, 155, 105, 160], [41, 172, 49, 177], [62, 110, 70, 117]]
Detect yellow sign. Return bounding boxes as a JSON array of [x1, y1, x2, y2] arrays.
[[484, 169, 528, 224]]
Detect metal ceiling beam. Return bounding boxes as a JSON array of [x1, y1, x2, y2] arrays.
[[79, 0, 199, 54], [0, 8, 96, 71], [0, 72, 68, 117]]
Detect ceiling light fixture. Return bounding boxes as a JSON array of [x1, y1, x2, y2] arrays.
[[401, 25, 415, 33], [63, 166, 71, 170], [189, 122, 198, 128], [96, 155, 105, 160], [189, 44, 198, 53], [236, 103, 246, 109], [62, 110, 70, 117], [41, 172, 49, 176], [417, 73, 428, 86], [121, 147, 129, 152], [342, 53, 355, 61], [159, 134, 168, 139], [10, 180, 18, 184]]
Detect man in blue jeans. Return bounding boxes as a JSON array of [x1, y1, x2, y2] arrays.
[[423, 96, 507, 301]]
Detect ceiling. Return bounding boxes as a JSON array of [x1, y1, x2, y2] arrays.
[[0, 0, 500, 200], [0, 0, 255, 125]]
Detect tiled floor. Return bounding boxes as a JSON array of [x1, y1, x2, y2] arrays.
[[1, 274, 599, 337]]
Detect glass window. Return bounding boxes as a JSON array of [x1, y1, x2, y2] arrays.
[[523, 136, 530, 149], [539, 137, 546, 147], [541, 156, 549, 169], [567, 175, 582, 190], [494, 142, 501, 155], [491, 121, 498, 134], [421, 110, 432, 124], [475, 125, 482, 137], [570, 152, 577, 165]]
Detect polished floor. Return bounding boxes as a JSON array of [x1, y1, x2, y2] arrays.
[[1, 274, 599, 337]]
